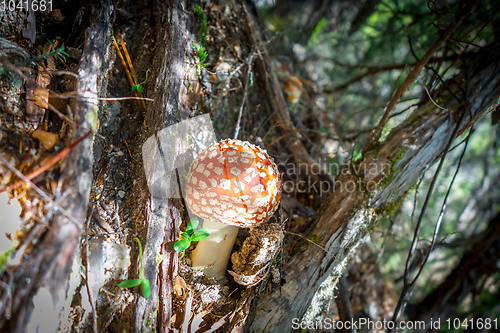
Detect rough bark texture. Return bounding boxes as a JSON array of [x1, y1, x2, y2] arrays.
[[133, 0, 193, 330], [0, 1, 111, 331], [246, 49, 500, 332], [1, 1, 499, 331], [0, 3, 33, 43]]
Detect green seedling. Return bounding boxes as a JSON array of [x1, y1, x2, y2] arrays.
[[118, 237, 151, 299], [174, 218, 210, 259], [132, 69, 150, 93], [194, 4, 208, 43], [192, 42, 208, 75]]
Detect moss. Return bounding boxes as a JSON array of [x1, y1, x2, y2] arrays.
[[0, 243, 15, 272], [377, 172, 393, 190], [309, 233, 323, 243], [408, 181, 419, 191], [303, 233, 323, 248], [374, 195, 404, 216], [87, 106, 100, 132], [409, 113, 423, 124], [392, 147, 407, 166], [375, 179, 418, 217], [364, 224, 376, 233], [409, 103, 435, 124], [372, 143, 380, 159], [145, 300, 159, 333], [408, 93, 452, 124], [377, 147, 408, 190], [194, 4, 208, 44]]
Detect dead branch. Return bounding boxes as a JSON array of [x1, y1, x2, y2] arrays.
[[1, 130, 92, 193], [389, 99, 467, 330], [363, 0, 480, 153], [328, 53, 468, 93], [247, 47, 500, 333], [239, 0, 333, 184], [0, 1, 111, 331], [335, 273, 355, 333], [407, 212, 500, 327]]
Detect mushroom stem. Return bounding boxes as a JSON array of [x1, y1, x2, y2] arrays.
[[191, 219, 239, 279]]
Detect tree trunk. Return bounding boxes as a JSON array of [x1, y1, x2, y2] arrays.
[[1, 0, 500, 332], [244, 50, 500, 333], [1, 1, 110, 331]]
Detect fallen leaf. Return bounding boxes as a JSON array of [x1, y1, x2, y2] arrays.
[[190, 309, 210, 332], [228, 263, 270, 286], [209, 73, 217, 84], [51, 9, 65, 23], [32, 129, 59, 151], [34, 87, 49, 109], [173, 275, 187, 299]]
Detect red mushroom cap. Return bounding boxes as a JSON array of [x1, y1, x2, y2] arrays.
[[185, 139, 281, 228]]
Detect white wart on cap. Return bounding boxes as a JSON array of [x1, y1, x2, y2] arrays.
[[186, 139, 281, 228]]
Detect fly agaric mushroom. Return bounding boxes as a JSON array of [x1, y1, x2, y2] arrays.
[[185, 139, 281, 279]]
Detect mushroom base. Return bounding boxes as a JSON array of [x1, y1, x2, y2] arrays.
[[190, 220, 239, 279]]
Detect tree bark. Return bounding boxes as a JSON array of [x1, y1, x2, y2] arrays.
[[2, 1, 500, 332], [132, 0, 193, 330], [245, 48, 500, 332], [0, 1, 111, 331]]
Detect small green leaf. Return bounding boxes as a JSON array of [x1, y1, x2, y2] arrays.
[[191, 227, 211, 241], [192, 42, 208, 64], [118, 279, 143, 288], [132, 84, 144, 93], [194, 4, 204, 21], [174, 238, 191, 252], [141, 279, 151, 299], [352, 150, 362, 162], [186, 218, 199, 234], [181, 232, 191, 239], [131, 69, 150, 93]]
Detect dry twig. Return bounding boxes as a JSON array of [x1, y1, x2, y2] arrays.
[[363, 0, 480, 153], [1, 130, 92, 193], [0, 153, 81, 228]]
